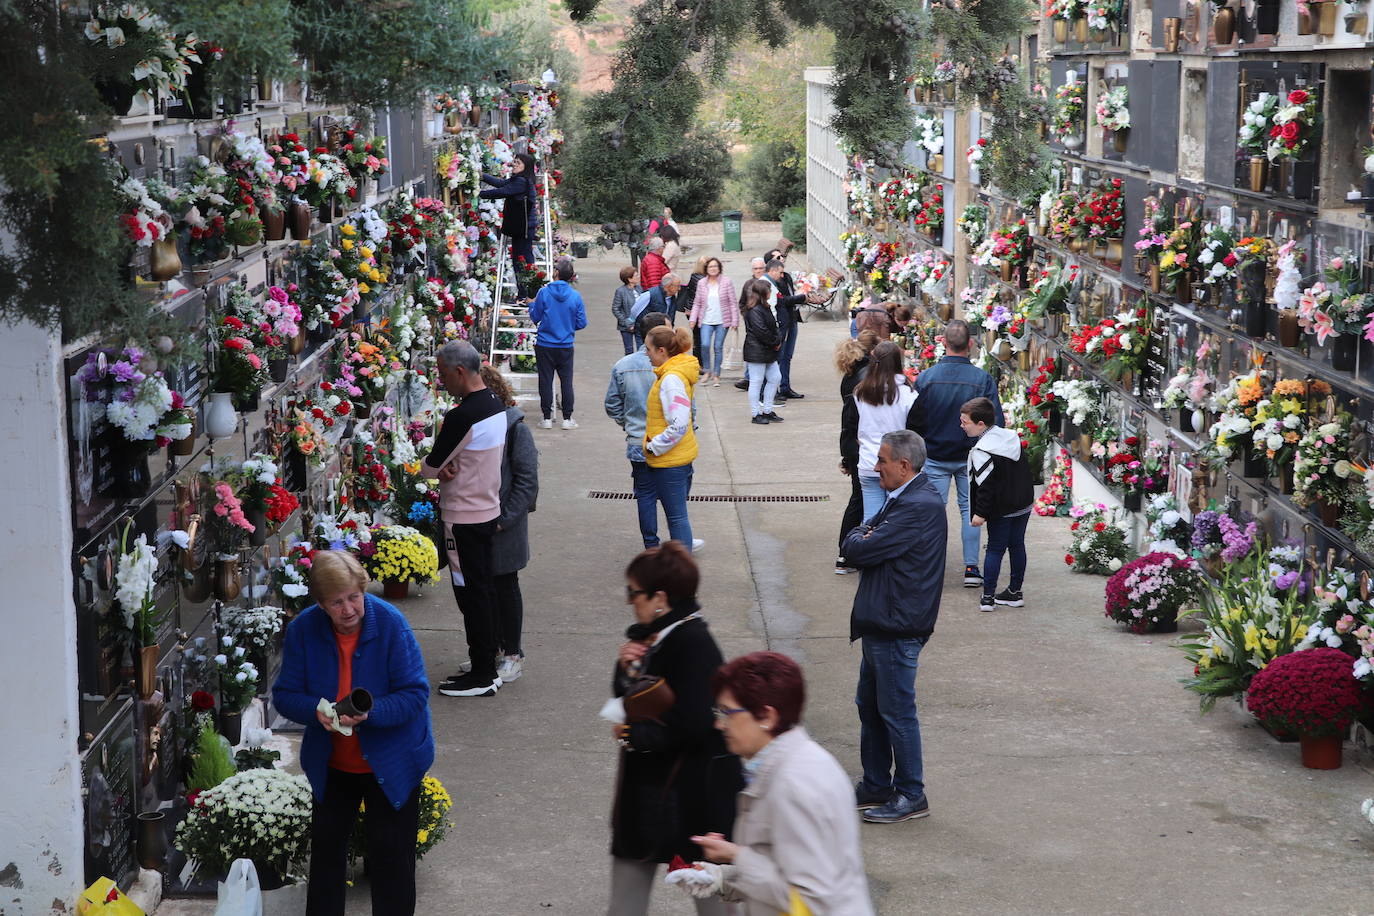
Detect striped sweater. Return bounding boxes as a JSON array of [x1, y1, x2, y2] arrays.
[[422, 387, 506, 524]]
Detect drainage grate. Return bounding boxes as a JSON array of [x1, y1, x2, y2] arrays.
[[588, 491, 830, 503]]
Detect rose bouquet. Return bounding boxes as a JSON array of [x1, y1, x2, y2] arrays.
[[340, 130, 390, 187], [1026, 357, 1061, 417], [966, 138, 988, 171], [1094, 85, 1130, 132], [1065, 503, 1131, 574], [1197, 224, 1236, 285], [878, 171, 925, 220], [913, 184, 944, 235], [1052, 80, 1085, 141], [267, 133, 311, 201], [298, 244, 356, 330], [1237, 93, 1278, 156], [1034, 448, 1073, 516], [1266, 88, 1319, 162], [114, 174, 172, 248], [211, 315, 269, 409], [1246, 647, 1362, 738], [359, 525, 438, 585], [1105, 552, 1204, 634], [1082, 179, 1124, 240], [174, 769, 313, 880], [1292, 413, 1354, 511]]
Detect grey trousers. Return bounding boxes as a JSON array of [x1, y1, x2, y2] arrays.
[[607, 856, 732, 916]]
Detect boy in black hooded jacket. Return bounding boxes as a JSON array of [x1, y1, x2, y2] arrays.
[[960, 397, 1034, 612]]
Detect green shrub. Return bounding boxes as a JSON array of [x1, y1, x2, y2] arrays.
[[743, 140, 805, 221], [781, 206, 807, 252], [655, 131, 733, 223]]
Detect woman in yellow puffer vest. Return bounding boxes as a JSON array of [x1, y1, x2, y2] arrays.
[[643, 325, 701, 552]]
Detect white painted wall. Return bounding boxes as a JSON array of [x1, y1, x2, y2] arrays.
[[804, 67, 847, 277], [0, 321, 84, 912]]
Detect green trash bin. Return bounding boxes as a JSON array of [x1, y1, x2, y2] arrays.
[[721, 210, 743, 253]]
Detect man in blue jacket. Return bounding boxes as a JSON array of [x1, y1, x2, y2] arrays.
[[604, 310, 672, 548], [912, 319, 1003, 591], [529, 258, 588, 430], [842, 430, 946, 825]]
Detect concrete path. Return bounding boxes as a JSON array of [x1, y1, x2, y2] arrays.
[[163, 224, 1374, 914]]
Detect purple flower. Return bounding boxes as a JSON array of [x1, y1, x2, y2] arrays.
[[121, 346, 144, 365], [1274, 570, 1299, 590], [1191, 511, 1221, 549], [989, 305, 1012, 326], [110, 361, 140, 383], [1218, 514, 1257, 563]]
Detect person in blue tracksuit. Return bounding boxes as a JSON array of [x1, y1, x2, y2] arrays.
[[528, 258, 588, 429]]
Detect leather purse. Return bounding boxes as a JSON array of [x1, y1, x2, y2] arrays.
[[623, 674, 675, 724]]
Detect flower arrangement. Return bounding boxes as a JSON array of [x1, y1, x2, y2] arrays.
[[1132, 196, 1173, 264], [912, 184, 944, 235], [220, 605, 285, 663], [314, 510, 373, 551], [966, 138, 988, 171], [1046, 0, 1085, 21], [1084, 0, 1115, 28], [174, 769, 313, 880], [211, 314, 269, 409], [1180, 543, 1319, 709], [1299, 250, 1366, 342], [84, 5, 199, 108], [359, 525, 438, 585], [1188, 507, 1257, 561], [1094, 85, 1130, 132], [349, 442, 394, 514], [76, 346, 191, 448], [1246, 647, 1362, 738], [336, 220, 389, 304], [1081, 179, 1124, 240], [267, 133, 311, 200], [956, 204, 989, 245], [114, 174, 172, 248], [210, 480, 255, 553], [1052, 80, 1085, 141], [1026, 357, 1061, 417], [914, 113, 944, 156], [877, 171, 925, 221], [1034, 448, 1073, 516], [1196, 224, 1235, 285], [1237, 93, 1278, 156], [1068, 307, 1148, 379], [1023, 266, 1076, 318], [1050, 377, 1105, 431], [1206, 372, 1265, 460], [349, 774, 453, 864], [1292, 413, 1354, 510], [1251, 378, 1324, 475], [271, 543, 314, 608], [114, 521, 162, 647], [224, 285, 293, 362], [1105, 552, 1204, 634], [1145, 493, 1193, 555], [988, 221, 1031, 267], [298, 244, 356, 330], [289, 407, 329, 468], [1266, 88, 1319, 162], [303, 151, 356, 207], [1158, 219, 1199, 293], [340, 130, 390, 186], [214, 636, 259, 713], [1065, 504, 1131, 574]]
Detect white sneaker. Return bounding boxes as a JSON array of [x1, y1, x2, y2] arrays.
[[538, 418, 554, 429], [497, 655, 523, 682], [692, 538, 705, 552], [561, 418, 579, 430]]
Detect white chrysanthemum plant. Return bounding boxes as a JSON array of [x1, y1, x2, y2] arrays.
[[174, 769, 313, 883]]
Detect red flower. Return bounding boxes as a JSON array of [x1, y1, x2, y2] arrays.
[[1288, 89, 1309, 105], [1281, 121, 1300, 141], [223, 337, 247, 351], [1065, 554, 1075, 565], [222, 315, 245, 330], [191, 690, 215, 711], [1094, 522, 1106, 532]]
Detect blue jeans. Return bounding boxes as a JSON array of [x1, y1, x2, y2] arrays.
[[983, 512, 1029, 595], [630, 461, 658, 548], [777, 319, 799, 389], [619, 330, 636, 356], [747, 361, 781, 415], [856, 636, 927, 801], [699, 324, 727, 376], [859, 474, 886, 522], [648, 463, 694, 550], [923, 458, 981, 568]]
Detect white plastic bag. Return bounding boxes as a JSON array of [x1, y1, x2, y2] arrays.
[[721, 327, 741, 371], [215, 859, 263, 916]]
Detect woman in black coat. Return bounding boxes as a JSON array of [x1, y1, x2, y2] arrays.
[[608, 543, 740, 916], [740, 278, 783, 425], [836, 329, 879, 573], [478, 151, 540, 297]]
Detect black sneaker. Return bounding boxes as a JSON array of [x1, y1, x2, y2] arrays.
[[734, 378, 749, 390], [862, 792, 930, 823], [962, 565, 983, 588], [979, 594, 996, 613], [437, 673, 501, 697], [779, 389, 805, 399], [855, 781, 894, 810], [763, 412, 784, 422], [994, 589, 1025, 607], [752, 414, 770, 425]]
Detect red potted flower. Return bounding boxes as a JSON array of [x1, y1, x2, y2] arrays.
[[1245, 647, 1363, 769]]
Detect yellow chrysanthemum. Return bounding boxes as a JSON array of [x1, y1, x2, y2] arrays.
[[341, 239, 355, 250], [341, 223, 356, 236], [358, 282, 370, 294]]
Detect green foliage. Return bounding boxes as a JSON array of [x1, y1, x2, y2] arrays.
[[742, 140, 805, 221], [656, 130, 732, 222], [155, 0, 296, 87], [781, 205, 806, 250], [188, 714, 236, 792]]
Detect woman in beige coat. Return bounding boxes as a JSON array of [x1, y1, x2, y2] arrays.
[[686, 652, 874, 915]]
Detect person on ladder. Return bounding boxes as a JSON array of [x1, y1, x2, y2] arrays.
[[480, 152, 541, 300]]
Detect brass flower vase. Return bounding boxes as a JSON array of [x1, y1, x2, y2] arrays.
[[1148, 263, 1162, 293], [1248, 156, 1268, 192], [149, 238, 181, 281], [136, 644, 159, 699], [1214, 4, 1236, 43], [1317, 0, 1337, 33], [1112, 129, 1128, 153], [214, 556, 242, 602], [1053, 18, 1069, 42], [1074, 16, 1090, 41], [1163, 17, 1181, 50]]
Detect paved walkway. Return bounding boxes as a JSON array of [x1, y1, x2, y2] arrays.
[[165, 225, 1374, 914]]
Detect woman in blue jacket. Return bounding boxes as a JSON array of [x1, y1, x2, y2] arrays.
[[273, 550, 434, 916], [479, 151, 541, 297]]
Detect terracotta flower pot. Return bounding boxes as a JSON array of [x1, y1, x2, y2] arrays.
[[1299, 733, 1343, 769]]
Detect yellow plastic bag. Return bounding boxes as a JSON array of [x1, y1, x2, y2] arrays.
[[781, 888, 813, 916], [76, 877, 145, 916]]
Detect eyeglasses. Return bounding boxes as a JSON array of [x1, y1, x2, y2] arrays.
[[712, 705, 749, 721], [626, 586, 651, 600]]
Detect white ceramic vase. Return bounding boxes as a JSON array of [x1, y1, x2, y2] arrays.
[[205, 391, 238, 439]]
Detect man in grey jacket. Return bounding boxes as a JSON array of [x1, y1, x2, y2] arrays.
[[604, 311, 672, 548], [841, 429, 946, 824]]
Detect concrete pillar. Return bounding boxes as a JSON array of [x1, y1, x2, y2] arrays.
[[0, 321, 84, 912]]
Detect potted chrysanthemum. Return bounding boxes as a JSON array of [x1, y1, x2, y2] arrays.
[[174, 768, 313, 890], [1104, 552, 1204, 634], [358, 525, 439, 600], [1245, 647, 1364, 769]]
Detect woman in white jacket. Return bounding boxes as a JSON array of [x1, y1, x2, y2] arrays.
[[852, 341, 919, 521], [684, 652, 875, 916]]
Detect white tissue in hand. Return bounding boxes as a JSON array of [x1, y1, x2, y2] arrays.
[[599, 697, 626, 725], [317, 697, 352, 736], [665, 862, 723, 899]]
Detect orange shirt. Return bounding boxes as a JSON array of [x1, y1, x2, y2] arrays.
[[329, 630, 371, 774]]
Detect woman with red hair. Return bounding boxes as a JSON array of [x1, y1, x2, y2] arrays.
[[678, 651, 874, 914]]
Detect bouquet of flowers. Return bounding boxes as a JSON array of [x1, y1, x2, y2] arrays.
[[1052, 80, 1085, 141], [1065, 503, 1131, 574], [1023, 266, 1076, 318], [1251, 378, 1322, 475], [84, 4, 198, 108], [1132, 196, 1173, 266], [989, 221, 1031, 267], [114, 174, 172, 248], [77, 346, 191, 448], [174, 769, 313, 879], [1047, 190, 1085, 245], [267, 133, 311, 201], [359, 526, 438, 585], [1158, 219, 1198, 293], [1292, 413, 1354, 510], [1206, 372, 1265, 459], [1266, 88, 1319, 162], [1300, 250, 1365, 341], [1034, 448, 1073, 516], [1050, 377, 1104, 431], [1145, 493, 1193, 555], [1189, 507, 1258, 562], [303, 151, 356, 207], [914, 113, 944, 156], [1094, 86, 1130, 132], [1026, 357, 1060, 417], [114, 521, 163, 647], [966, 138, 988, 171], [220, 605, 285, 663], [877, 171, 925, 221], [336, 220, 389, 304], [288, 406, 329, 468], [912, 184, 945, 235], [1068, 306, 1148, 379], [297, 244, 356, 330], [1046, 0, 1085, 20], [314, 510, 373, 552], [1196, 224, 1235, 285], [271, 543, 314, 609], [1237, 93, 1278, 156], [1246, 647, 1362, 737], [956, 204, 989, 246], [1082, 179, 1124, 240], [1105, 552, 1204, 634], [340, 130, 390, 186], [210, 480, 255, 553], [215, 635, 258, 713]]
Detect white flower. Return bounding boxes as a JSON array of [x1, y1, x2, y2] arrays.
[[214, 653, 228, 665], [1335, 460, 1352, 479], [1108, 558, 1123, 572]]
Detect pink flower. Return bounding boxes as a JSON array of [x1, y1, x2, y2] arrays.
[[246, 353, 262, 370]]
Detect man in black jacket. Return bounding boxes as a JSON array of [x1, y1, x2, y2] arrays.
[[763, 253, 812, 399], [841, 429, 945, 824]]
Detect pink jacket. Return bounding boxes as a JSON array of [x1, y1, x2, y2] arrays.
[[688, 276, 740, 328]]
